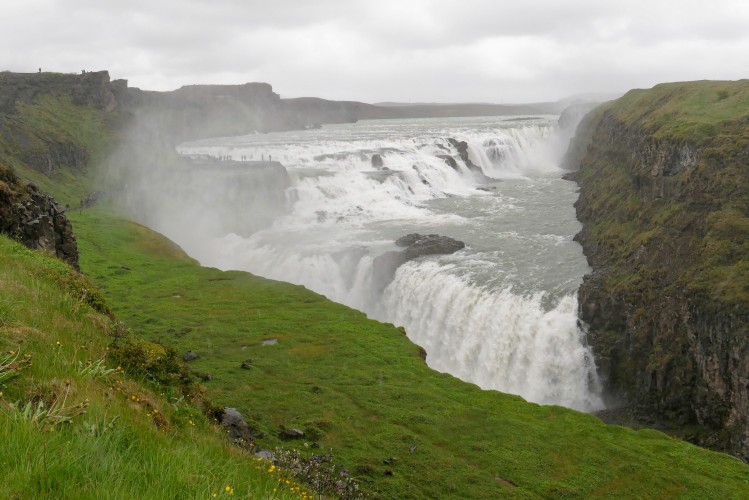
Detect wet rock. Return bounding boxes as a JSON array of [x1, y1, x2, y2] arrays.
[[182, 350, 198, 361], [436, 154, 459, 170], [570, 91, 749, 459], [371, 153, 384, 168], [397, 233, 466, 259], [373, 234, 465, 292], [446, 138, 492, 181]]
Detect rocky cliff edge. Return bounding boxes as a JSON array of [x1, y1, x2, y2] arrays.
[[566, 80, 749, 459]]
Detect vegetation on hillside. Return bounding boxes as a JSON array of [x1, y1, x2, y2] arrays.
[[0, 235, 310, 499], [3, 72, 749, 498], [571, 80, 749, 456], [0, 93, 117, 207], [66, 207, 749, 498], [574, 80, 749, 306]]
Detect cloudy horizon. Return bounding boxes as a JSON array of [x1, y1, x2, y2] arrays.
[[3, 0, 749, 103]]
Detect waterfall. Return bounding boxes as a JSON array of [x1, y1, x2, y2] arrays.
[[178, 116, 604, 412]]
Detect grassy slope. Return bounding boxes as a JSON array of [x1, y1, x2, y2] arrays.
[[0, 234, 310, 499], [0, 94, 116, 207], [576, 80, 749, 306], [69, 208, 749, 499]]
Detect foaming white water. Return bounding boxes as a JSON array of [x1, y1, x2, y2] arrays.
[[470, 125, 565, 177], [179, 115, 603, 412], [381, 261, 601, 411]]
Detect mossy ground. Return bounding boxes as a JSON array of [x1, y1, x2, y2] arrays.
[[66, 207, 749, 498]]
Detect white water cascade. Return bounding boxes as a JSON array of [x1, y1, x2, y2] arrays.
[[178, 115, 603, 412]]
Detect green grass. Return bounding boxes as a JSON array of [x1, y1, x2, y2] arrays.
[[0, 94, 116, 206], [68, 207, 749, 498], [0, 235, 311, 499], [575, 81, 749, 306], [610, 80, 749, 142]]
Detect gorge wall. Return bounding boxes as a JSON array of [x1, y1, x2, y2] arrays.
[[0, 71, 122, 267], [566, 81, 749, 458]]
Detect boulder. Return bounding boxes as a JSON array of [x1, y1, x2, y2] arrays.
[[397, 233, 466, 259], [281, 427, 305, 439], [8, 182, 79, 270], [254, 449, 276, 461], [182, 350, 198, 361], [221, 407, 254, 448], [371, 153, 384, 168]]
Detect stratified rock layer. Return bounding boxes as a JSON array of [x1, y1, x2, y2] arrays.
[[567, 81, 749, 459]]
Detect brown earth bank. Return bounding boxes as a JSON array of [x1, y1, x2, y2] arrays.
[[565, 80, 749, 459]]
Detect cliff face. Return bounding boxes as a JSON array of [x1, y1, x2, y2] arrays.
[[568, 81, 749, 458], [0, 70, 117, 115], [0, 72, 117, 268], [0, 163, 78, 268]]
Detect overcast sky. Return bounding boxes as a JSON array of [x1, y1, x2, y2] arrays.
[[3, 0, 748, 103]]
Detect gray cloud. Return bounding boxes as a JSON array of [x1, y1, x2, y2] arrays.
[[3, 0, 748, 102]]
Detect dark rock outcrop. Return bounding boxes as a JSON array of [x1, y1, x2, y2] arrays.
[[436, 154, 459, 170], [0, 70, 117, 115], [395, 233, 466, 257], [371, 153, 384, 168], [0, 168, 79, 270], [446, 138, 491, 180], [21, 140, 89, 177], [567, 81, 749, 459], [373, 234, 465, 291]]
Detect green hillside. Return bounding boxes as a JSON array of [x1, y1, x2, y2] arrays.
[[0, 234, 308, 499], [2, 72, 749, 498], [67, 207, 749, 498]]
